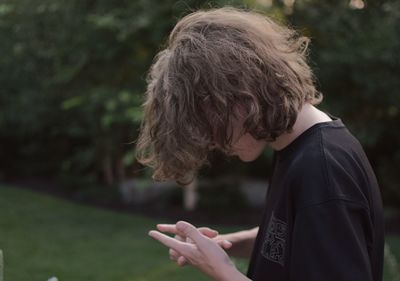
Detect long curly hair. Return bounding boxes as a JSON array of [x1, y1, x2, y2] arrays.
[[135, 6, 322, 184]]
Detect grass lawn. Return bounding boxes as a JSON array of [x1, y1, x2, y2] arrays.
[[0, 185, 399, 281], [0, 185, 246, 281]]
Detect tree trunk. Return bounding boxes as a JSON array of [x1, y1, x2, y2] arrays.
[[103, 154, 114, 185], [183, 178, 198, 211]]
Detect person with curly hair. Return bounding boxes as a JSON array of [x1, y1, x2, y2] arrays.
[[139, 7, 384, 281]]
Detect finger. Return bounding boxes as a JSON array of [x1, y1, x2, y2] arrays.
[[157, 224, 179, 235], [169, 248, 180, 259], [175, 221, 208, 248], [174, 234, 185, 242], [198, 227, 219, 238], [217, 239, 233, 249], [148, 230, 193, 255], [157, 224, 218, 239], [170, 248, 188, 266], [177, 256, 187, 267]]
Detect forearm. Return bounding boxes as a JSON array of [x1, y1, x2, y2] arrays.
[[223, 227, 259, 259], [218, 264, 252, 281]]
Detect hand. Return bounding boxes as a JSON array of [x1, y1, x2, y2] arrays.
[[148, 220, 236, 281], [156, 223, 233, 266]]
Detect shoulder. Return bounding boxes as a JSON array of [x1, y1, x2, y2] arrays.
[[282, 125, 372, 212]]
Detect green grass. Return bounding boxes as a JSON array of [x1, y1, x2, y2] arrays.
[[0, 185, 245, 281], [0, 185, 399, 281]]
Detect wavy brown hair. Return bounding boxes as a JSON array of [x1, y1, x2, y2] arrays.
[[135, 6, 322, 184]]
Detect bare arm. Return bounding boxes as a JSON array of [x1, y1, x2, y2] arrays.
[[219, 264, 252, 281], [217, 226, 259, 259]]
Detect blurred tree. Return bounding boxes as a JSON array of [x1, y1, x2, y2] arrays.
[[286, 0, 400, 205], [0, 0, 398, 206], [0, 0, 240, 186]]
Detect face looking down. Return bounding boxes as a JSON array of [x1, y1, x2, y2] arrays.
[[208, 108, 268, 162]]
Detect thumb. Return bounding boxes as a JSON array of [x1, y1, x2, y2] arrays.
[[176, 221, 207, 247]]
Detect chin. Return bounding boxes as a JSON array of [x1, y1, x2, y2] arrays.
[[238, 153, 259, 162]]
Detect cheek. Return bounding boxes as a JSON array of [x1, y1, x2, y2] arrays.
[[233, 134, 266, 161], [235, 134, 258, 149]]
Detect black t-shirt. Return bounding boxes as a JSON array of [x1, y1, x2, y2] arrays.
[[246, 116, 385, 281]]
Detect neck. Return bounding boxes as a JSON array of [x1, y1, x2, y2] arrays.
[[268, 103, 332, 151]]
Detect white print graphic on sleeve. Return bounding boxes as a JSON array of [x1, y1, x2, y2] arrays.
[[261, 212, 288, 266]]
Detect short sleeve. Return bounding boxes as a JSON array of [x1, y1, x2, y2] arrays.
[[289, 199, 374, 281]]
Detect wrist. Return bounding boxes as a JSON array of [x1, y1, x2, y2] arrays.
[[218, 263, 250, 281]]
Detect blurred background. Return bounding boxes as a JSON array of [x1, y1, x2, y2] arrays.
[[0, 0, 399, 280]]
